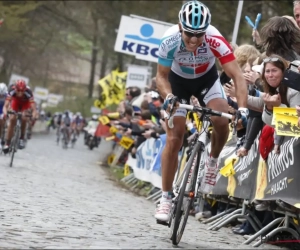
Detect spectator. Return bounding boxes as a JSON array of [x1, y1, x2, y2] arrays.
[[294, 0, 300, 28], [261, 55, 300, 126], [126, 86, 141, 105], [259, 16, 300, 60]]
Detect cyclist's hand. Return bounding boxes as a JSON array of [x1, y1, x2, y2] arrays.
[[236, 107, 249, 129], [32, 112, 38, 120], [162, 94, 178, 114]]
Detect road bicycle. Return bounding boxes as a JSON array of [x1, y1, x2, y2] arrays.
[[0, 115, 7, 154], [61, 126, 70, 149], [157, 102, 237, 245], [8, 111, 31, 167]]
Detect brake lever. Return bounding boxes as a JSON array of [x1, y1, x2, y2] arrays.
[[166, 97, 178, 129]]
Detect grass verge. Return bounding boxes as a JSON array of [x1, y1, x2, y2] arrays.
[[100, 162, 153, 197]]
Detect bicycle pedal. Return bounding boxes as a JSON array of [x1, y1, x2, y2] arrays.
[[156, 220, 169, 226]]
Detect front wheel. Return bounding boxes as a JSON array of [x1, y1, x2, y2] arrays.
[[170, 142, 201, 245], [10, 126, 20, 167], [88, 138, 94, 150]]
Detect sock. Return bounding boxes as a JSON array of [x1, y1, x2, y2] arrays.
[[207, 154, 218, 168], [161, 191, 172, 203]]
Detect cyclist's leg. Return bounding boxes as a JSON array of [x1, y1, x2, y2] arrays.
[[67, 125, 71, 142], [27, 118, 32, 139], [0, 110, 4, 141], [202, 78, 229, 158], [198, 76, 229, 191], [155, 71, 191, 222], [20, 113, 28, 140], [4, 103, 17, 152], [18, 105, 30, 149], [0, 117, 3, 147]]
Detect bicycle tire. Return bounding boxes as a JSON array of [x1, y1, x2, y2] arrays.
[[62, 129, 67, 149], [10, 126, 20, 167], [170, 141, 201, 245]]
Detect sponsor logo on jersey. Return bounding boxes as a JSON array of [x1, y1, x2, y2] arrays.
[[178, 56, 209, 65], [165, 33, 181, 46], [200, 88, 208, 95], [160, 43, 166, 52], [178, 44, 188, 53], [205, 37, 221, 49], [197, 47, 207, 54], [223, 49, 231, 56]]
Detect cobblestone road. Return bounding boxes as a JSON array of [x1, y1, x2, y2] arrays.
[[0, 132, 285, 249]]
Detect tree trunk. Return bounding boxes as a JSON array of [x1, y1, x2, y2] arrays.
[[0, 51, 11, 83], [117, 53, 123, 72], [98, 49, 108, 97], [88, 18, 99, 98], [99, 49, 108, 79]]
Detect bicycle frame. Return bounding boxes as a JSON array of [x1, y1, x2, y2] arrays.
[[9, 111, 23, 167], [166, 103, 234, 245], [173, 113, 211, 199]]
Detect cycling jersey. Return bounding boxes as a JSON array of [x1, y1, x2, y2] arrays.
[[6, 84, 34, 111], [62, 114, 71, 126], [72, 115, 82, 125], [158, 24, 235, 79]]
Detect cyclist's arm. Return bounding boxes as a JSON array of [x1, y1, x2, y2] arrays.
[[30, 101, 37, 118], [3, 99, 10, 115], [156, 34, 174, 100], [156, 64, 172, 100], [222, 60, 248, 108]]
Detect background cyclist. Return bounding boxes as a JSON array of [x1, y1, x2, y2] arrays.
[[2, 80, 37, 153]]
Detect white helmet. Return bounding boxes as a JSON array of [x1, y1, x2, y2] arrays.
[[92, 115, 98, 121], [178, 1, 211, 33], [0, 83, 8, 95]]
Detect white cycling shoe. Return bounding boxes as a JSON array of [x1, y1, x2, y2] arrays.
[[155, 201, 172, 222]]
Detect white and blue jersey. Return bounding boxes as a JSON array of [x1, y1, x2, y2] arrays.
[[158, 25, 235, 79]]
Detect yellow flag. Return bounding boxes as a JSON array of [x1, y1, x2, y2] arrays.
[[98, 73, 114, 106], [275, 113, 300, 137], [97, 70, 127, 107], [220, 156, 237, 177], [272, 107, 297, 126], [94, 99, 106, 109], [111, 70, 127, 104]]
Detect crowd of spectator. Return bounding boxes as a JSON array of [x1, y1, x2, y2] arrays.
[[101, 1, 300, 242]]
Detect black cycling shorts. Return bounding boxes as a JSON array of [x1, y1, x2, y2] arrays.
[[169, 64, 226, 117]]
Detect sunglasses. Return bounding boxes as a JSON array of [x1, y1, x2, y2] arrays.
[[263, 57, 282, 64], [183, 30, 205, 38]]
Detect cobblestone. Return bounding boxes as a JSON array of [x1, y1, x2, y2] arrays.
[[0, 133, 286, 249]]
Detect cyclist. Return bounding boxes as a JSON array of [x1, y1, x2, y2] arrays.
[[83, 114, 100, 146], [54, 112, 63, 143], [0, 83, 8, 147], [2, 80, 37, 153], [71, 112, 83, 137], [61, 110, 72, 144], [154, 1, 248, 222]]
